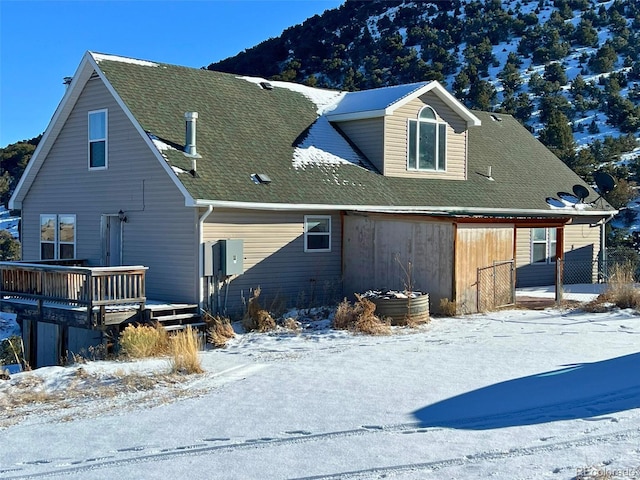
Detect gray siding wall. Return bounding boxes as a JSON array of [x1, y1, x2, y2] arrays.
[[385, 92, 468, 179], [515, 223, 601, 287], [202, 209, 343, 317], [336, 118, 385, 173], [21, 75, 199, 303], [343, 214, 454, 312]]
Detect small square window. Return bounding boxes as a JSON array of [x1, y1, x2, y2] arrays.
[[304, 216, 331, 252]]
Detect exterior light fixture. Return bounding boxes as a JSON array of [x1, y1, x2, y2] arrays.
[[118, 210, 128, 222]]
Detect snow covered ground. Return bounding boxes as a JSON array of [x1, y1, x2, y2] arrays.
[[0, 206, 19, 239], [1, 300, 640, 479]]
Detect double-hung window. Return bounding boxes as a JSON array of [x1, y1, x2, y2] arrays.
[[88, 109, 107, 169], [304, 215, 331, 252], [408, 106, 447, 171], [531, 228, 557, 264], [40, 214, 76, 260]]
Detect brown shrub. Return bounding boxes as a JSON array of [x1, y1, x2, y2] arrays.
[[437, 298, 457, 317], [332, 295, 391, 335], [282, 317, 301, 331], [585, 262, 640, 311], [204, 312, 235, 348], [333, 298, 357, 330], [243, 287, 276, 332]]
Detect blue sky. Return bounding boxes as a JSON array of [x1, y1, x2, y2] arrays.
[[0, 0, 344, 147]]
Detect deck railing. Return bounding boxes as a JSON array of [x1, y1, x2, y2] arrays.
[[0, 262, 147, 324]]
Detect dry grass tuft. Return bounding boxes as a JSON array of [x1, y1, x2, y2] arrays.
[[439, 298, 458, 316], [333, 298, 356, 330], [204, 312, 235, 348], [332, 295, 391, 335], [243, 287, 276, 332], [584, 262, 640, 311], [170, 326, 203, 374], [282, 317, 301, 332], [118, 323, 169, 358]]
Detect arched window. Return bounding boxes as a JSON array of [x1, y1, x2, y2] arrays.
[[407, 106, 446, 171]]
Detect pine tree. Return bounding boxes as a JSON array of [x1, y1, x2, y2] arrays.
[[539, 110, 576, 166]]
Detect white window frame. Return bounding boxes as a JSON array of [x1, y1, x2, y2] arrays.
[[304, 215, 332, 253], [530, 227, 557, 264], [88, 109, 108, 170], [40, 214, 76, 260], [407, 106, 447, 172]]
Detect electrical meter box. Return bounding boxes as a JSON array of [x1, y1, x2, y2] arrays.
[[204, 239, 244, 276]]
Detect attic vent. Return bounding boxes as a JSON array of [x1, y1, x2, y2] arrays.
[[490, 114, 502, 122], [259, 82, 274, 90], [251, 173, 272, 184]]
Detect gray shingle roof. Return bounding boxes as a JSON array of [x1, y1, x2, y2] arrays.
[[94, 54, 614, 217]]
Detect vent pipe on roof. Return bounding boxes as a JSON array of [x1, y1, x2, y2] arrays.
[[63, 77, 73, 89], [185, 112, 198, 156], [185, 112, 199, 175]]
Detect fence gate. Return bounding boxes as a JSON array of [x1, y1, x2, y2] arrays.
[[477, 260, 515, 312]]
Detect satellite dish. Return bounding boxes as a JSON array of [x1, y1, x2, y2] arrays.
[[558, 191, 579, 206], [546, 197, 566, 208], [572, 184, 590, 202], [594, 171, 616, 195]]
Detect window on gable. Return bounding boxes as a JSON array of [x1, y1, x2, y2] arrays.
[[304, 215, 331, 252], [407, 106, 446, 171], [88, 110, 107, 169], [531, 228, 557, 264], [40, 214, 76, 260]]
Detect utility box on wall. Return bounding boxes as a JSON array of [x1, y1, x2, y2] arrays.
[[204, 239, 244, 276]]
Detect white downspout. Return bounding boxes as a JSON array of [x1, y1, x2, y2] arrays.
[[198, 205, 213, 311]]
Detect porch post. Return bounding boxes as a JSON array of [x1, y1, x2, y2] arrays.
[[555, 226, 564, 304]]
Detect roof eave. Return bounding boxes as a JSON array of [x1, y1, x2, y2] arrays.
[[386, 81, 482, 127], [193, 199, 617, 218], [325, 109, 387, 122]]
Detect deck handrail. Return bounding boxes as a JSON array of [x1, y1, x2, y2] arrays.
[[0, 262, 148, 309]]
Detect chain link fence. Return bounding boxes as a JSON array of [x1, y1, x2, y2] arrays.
[[477, 260, 515, 312], [562, 247, 640, 285]]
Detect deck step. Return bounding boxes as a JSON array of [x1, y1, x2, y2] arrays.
[[163, 322, 207, 332], [145, 303, 201, 326]]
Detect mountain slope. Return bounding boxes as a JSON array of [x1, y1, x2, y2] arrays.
[[208, 0, 640, 193]]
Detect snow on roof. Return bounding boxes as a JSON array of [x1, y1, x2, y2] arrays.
[[237, 76, 344, 115], [92, 53, 159, 68], [147, 133, 188, 174], [326, 82, 430, 117], [292, 116, 365, 170]]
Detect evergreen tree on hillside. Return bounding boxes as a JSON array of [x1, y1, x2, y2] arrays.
[[0, 136, 40, 208], [539, 110, 576, 166]]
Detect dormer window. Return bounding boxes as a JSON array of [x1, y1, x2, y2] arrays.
[[407, 106, 446, 171], [88, 109, 108, 169]]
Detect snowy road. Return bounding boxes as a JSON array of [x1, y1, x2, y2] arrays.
[[1, 307, 640, 479]]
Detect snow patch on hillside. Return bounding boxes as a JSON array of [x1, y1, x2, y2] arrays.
[[0, 206, 19, 239]]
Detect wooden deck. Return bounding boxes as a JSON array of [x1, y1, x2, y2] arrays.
[[1, 261, 203, 368], [0, 262, 148, 329]]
